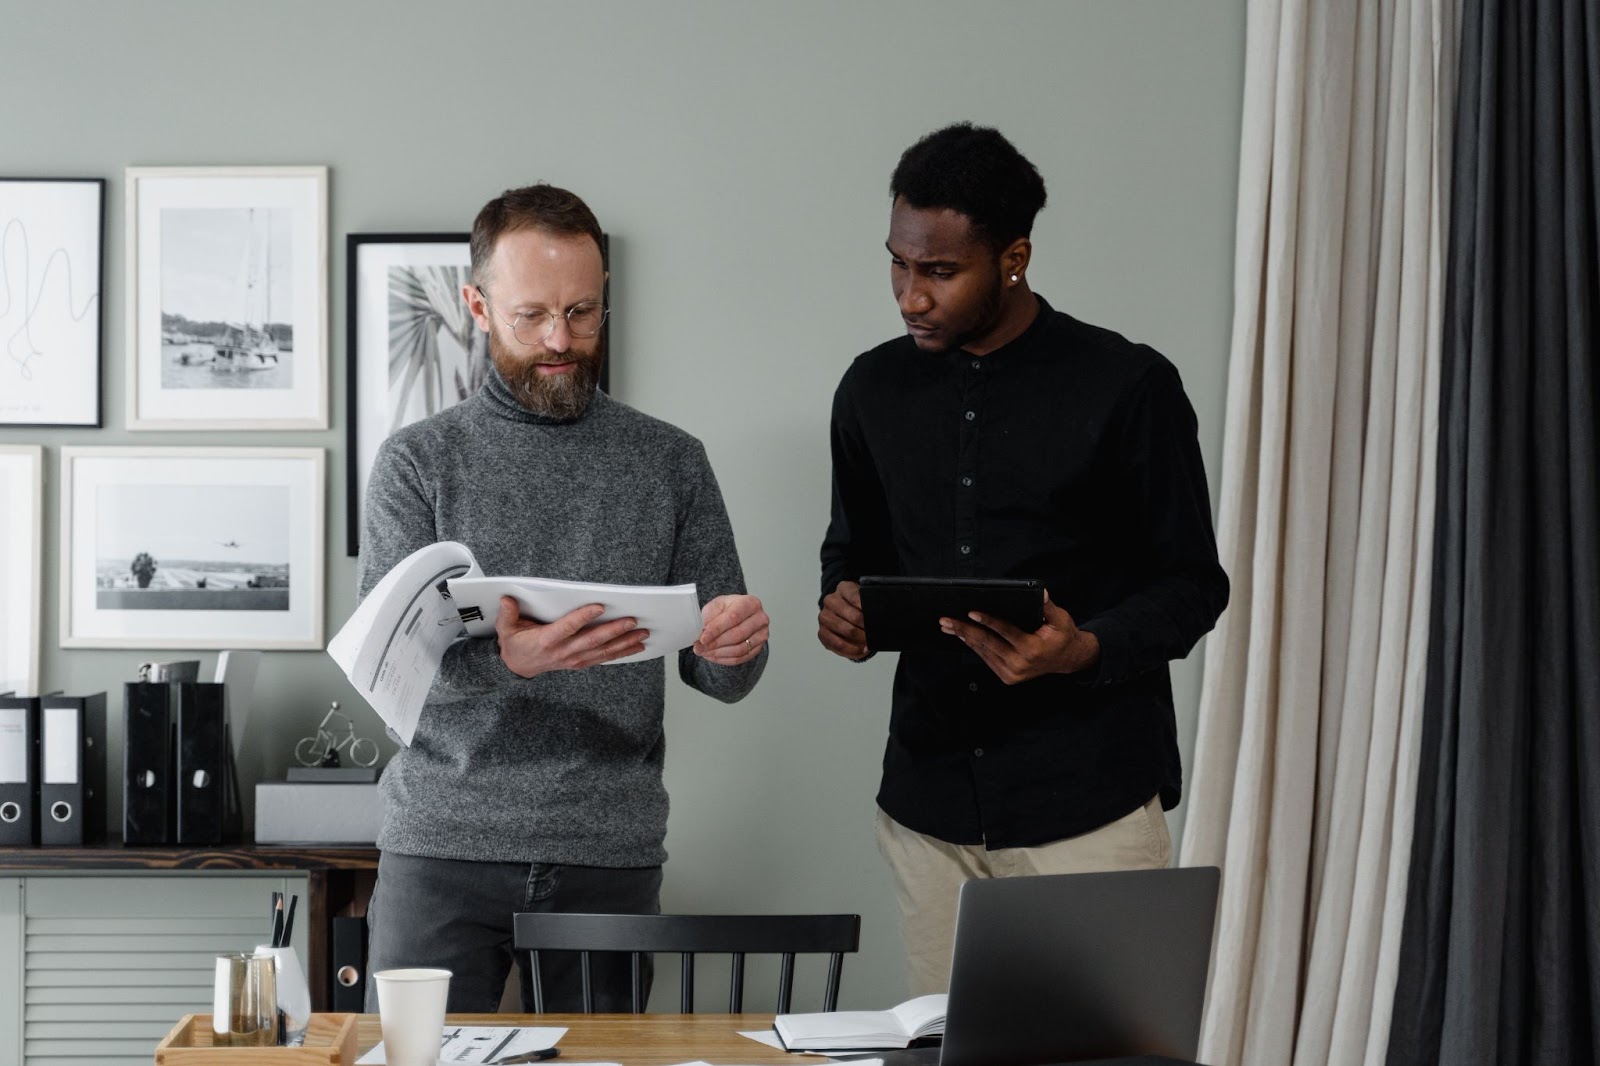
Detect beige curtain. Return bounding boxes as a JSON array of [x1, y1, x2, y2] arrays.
[[1178, 2, 1458, 1065]]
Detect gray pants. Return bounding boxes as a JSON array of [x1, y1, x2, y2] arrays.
[[365, 851, 663, 1013]]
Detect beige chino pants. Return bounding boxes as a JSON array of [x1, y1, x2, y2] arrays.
[[875, 796, 1173, 996]]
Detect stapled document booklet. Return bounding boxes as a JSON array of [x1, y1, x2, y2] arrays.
[[328, 541, 702, 745], [773, 993, 947, 1051]]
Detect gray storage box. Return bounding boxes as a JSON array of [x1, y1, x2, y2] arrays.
[[255, 782, 384, 844]]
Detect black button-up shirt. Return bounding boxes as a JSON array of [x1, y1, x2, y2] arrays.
[[821, 298, 1229, 847]]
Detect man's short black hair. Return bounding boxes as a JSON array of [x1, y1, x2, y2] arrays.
[[890, 123, 1048, 250]]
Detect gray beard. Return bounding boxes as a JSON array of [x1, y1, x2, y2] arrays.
[[490, 333, 602, 420]]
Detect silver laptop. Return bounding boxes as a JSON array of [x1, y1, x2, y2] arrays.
[[935, 866, 1221, 1066]]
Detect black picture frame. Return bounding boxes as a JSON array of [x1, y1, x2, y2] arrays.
[[345, 232, 611, 556]]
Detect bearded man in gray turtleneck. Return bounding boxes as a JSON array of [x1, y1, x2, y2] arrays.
[[359, 183, 769, 1014]]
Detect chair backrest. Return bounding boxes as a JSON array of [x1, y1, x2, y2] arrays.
[[512, 912, 861, 1014]]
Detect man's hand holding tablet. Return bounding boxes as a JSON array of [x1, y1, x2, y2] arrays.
[[939, 590, 1101, 684]]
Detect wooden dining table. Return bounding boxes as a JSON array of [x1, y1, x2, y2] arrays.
[[350, 1013, 1201, 1066], [355, 1013, 832, 1066]]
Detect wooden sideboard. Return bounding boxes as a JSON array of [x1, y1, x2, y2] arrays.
[[0, 840, 377, 1013]]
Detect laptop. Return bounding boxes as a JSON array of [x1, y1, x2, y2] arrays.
[[873, 866, 1221, 1066]]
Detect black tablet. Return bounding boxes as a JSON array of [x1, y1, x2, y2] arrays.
[[858, 576, 1045, 653]]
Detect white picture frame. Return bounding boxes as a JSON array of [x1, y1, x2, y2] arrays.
[[0, 178, 104, 426], [59, 446, 325, 649], [126, 166, 328, 429], [0, 445, 43, 694]]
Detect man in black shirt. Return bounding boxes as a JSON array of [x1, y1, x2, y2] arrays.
[[818, 123, 1229, 994]]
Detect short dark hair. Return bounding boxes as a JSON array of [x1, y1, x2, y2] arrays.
[[890, 123, 1048, 249], [470, 183, 603, 285]]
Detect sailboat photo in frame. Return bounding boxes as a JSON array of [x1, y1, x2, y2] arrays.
[[126, 166, 328, 430]]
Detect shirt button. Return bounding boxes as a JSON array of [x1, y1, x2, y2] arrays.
[[964, 410, 975, 421], [960, 545, 972, 555], [974, 748, 985, 757], [967, 682, 978, 692], [971, 360, 981, 370], [961, 477, 972, 487]]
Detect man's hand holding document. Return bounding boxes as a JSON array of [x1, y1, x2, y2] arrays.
[[328, 541, 702, 745]]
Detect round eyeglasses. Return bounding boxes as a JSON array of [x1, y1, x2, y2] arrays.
[[479, 290, 609, 345]]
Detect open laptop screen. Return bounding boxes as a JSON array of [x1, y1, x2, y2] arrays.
[[940, 866, 1220, 1066]]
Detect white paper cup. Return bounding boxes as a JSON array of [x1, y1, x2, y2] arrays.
[[373, 967, 451, 1066]]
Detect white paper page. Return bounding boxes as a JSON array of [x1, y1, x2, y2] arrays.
[[214, 649, 262, 761], [356, 1024, 567, 1064], [448, 576, 702, 665], [328, 541, 480, 745], [0, 707, 28, 783], [773, 1010, 908, 1049], [888, 993, 948, 1037], [739, 1030, 854, 1060]]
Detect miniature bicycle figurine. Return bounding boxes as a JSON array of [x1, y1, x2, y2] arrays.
[[294, 701, 380, 768]]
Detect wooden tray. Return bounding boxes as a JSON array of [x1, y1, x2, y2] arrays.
[[154, 1013, 359, 1064]]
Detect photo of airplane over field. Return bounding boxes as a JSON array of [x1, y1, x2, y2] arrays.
[[94, 483, 292, 611]]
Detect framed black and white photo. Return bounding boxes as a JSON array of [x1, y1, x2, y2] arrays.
[[344, 232, 611, 555], [0, 446, 43, 694], [126, 167, 327, 429], [59, 446, 325, 649], [0, 178, 104, 426]]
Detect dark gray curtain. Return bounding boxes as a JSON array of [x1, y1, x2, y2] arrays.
[[1387, 0, 1600, 1063]]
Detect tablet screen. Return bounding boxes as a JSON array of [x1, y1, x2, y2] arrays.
[[858, 576, 1045, 653]]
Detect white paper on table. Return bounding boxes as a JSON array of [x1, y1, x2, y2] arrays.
[[739, 1030, 880, 1064], [666, 1061, 826, 1066], [356, 1024, 567, 1064]]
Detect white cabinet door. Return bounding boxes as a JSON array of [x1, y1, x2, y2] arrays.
[[0, 879, 20, 1059], [20, 874, 307, 1066]]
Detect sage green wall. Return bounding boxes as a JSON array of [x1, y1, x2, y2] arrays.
[[1, 0, 1245, 1007]]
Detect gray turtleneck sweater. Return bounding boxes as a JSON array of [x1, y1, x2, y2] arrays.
[[358, 370, 767, 867]]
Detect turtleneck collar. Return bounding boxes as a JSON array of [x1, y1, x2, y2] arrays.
[[477, 362, 608, 425]]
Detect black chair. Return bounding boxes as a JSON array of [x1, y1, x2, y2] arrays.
[[512, 911, 861, 1014]]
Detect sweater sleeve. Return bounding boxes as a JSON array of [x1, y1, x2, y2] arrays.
[[358, 435, 515, 699], [1075, 359, 1230, 685], [667, 439, 768, 704]]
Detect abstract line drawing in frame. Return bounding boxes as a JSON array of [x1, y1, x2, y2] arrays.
[[345, 232, 610, 555], [0, 445, 43, 694], [126, 166, 328, 430], [0, 178, 105, 426], [60, 446, 325, 650]]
